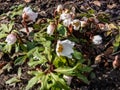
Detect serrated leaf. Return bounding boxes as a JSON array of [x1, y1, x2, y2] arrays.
[[40, 74, 49, 90], [26, 76, 40, 90], [3, 44, 12, 53], [55, 63, 80, 75], [14, 56, 27, 65], [53, 56, 67, 67], [0, 34, 7, 39], [50, 73, 70, 90], [6, 77, 21, 85]]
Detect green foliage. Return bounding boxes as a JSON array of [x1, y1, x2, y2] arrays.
[[0, 22, 14, 35], [8, 4, 24, 19], [57, 24, 67, 36], [113, 34, 120, 52], [5, 67, 22, 86]]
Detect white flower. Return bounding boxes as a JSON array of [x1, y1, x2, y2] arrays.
[[60, 13, 72, 21], [22, 7, 38, 22], [80, 21, 87, 28], [56, 4, 63, 13], [63, 19, 72, 27], [5, 33, 17, 45], [63, 75, 73, 85], [47, 23, 55, 35], [71, 19, 80, 30], [92, 35, 102, 45], [56, 39, 75, 58]]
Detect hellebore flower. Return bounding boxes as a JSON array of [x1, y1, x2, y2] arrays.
[[5, 33, 17, 45], [22, 7, 38, 22], [71, 19, 81, 30], [47, 23, 55, 35], [60, 13, 72, 21], [63, 19, 72, 27], [92, 35, 102, 45], [56, 4, 63, 13], [63, 75, 73, 85], [80, 21, 87, 28], [56, 39, 75, 58]]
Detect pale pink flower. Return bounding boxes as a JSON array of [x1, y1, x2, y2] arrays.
[[22, 7, 38, 22], [5, 33, 17, 45]]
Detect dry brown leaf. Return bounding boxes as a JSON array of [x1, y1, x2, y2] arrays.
[[95, 53, 104, 64], [93, 1, 101, 7], [107, 4, 116, 9], [113, 55, 120, 69], [104, 46, 113, 56], [0, 52, 4, 59], [24, 0, 31, 3]]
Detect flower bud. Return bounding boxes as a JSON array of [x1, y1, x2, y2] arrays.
[[47, 23, 55, 35], [5, 33, 17, 45], [56, 4, 63, 13], [92, 35, 102, 45]]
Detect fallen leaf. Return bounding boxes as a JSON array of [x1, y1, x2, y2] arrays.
[[113, 55, 120, 69], [93, 1, 101, 7], [0, 52, 4, 59], [95, 53, 104, 64], [24, 0, 31, 3], [107, 4, 116, 9]]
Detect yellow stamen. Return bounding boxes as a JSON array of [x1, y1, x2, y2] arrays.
[[57, 44, 63, 52], [73, 21, 80, 27]]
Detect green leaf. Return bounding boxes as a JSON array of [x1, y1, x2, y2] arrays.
[[27, 41, 36, 50], [0, 24, 8, 33], [3, 44, 12, 53], [53, 56, 67, 67], [88, 9, 95, 15], [50, 73, 70, 90], [2, 63, 12, 72], [76, 74, 89, 84], [26, 76, 40, 90], [40, 74, 49, 90], [79, 65, 92, 72], [73, 50, 84, 63], [18, 67, 22, 78], [55, 63, 80, 75], [27, 47, 44, 57], [14, 55, 27, 65], [28, 70, 43, 76], [28, 59, 46, 67], [0, 34, 7, 39], [6, 77, 21, 85], [57, 24, 67, 36]]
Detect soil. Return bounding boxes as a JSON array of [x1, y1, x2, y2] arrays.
[[0, 0, 120, 90]]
